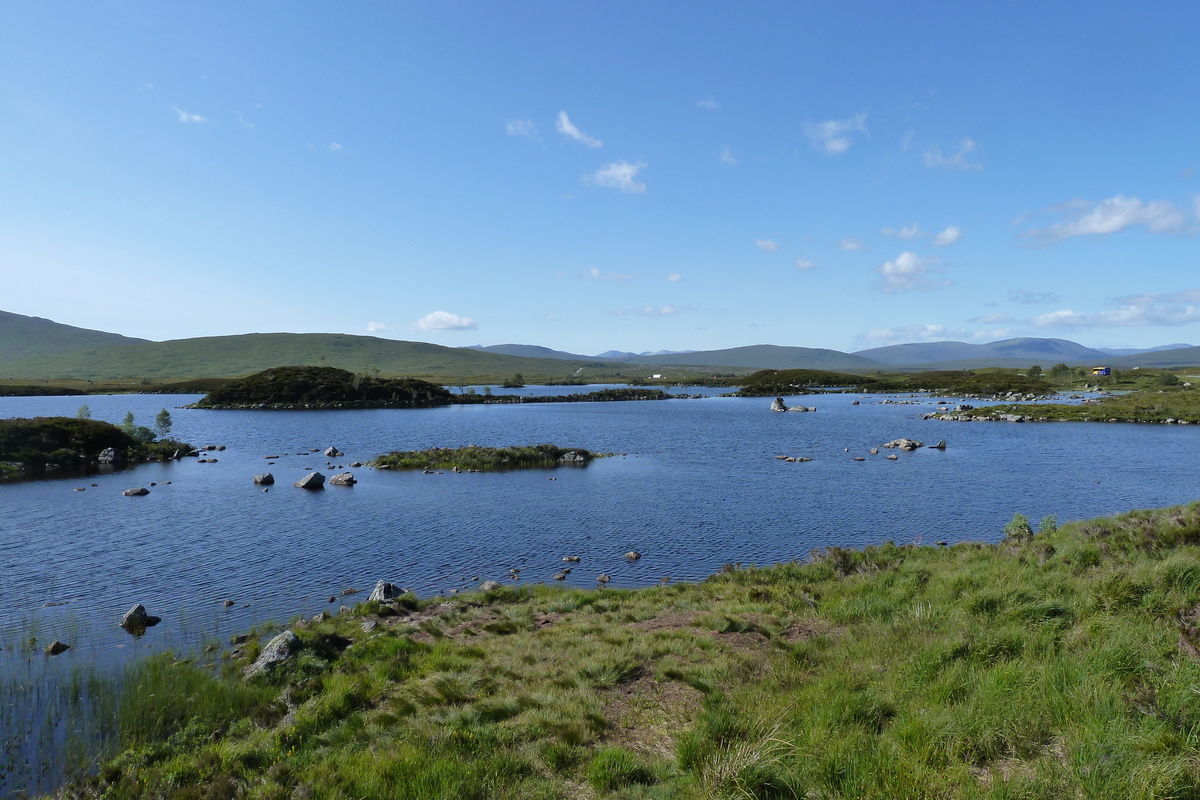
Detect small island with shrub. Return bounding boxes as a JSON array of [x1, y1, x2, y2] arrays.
[[372, 443, 604, 472], [0, 416, 192, 480], [192, 366, 453, 410]]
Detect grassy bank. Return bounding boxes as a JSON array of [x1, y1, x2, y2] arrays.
[[50, 502, 1200, 799], [939, 387, 1200, 424], [372, 444, 604, 471]]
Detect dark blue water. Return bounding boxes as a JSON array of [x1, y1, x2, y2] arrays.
[[3, 387, 1200, 792]]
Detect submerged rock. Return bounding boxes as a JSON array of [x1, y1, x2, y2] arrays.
[[122, 487, 150, 496], [120, 604, 161, 634]]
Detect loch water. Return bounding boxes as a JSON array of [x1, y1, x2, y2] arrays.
[[3, 386, 1200, 792]]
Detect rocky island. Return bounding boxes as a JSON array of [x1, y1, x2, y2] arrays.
[[372, 443, 604, 472], [0, 416, 192, 480]]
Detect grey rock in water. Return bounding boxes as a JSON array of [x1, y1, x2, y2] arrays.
[[624, 551, 642, 560], [770, 397, 788, 412], [324, 446, 343, 458], [120, 604, 161, 633], [480, 580, 503, 591], [930, 440, 947, 450], [45, 640, 70, 656], [557, 451, 585, 463], [294, 472, 325, 489], [122, 487, 150, 496], [98, 447, 121, 464], [882, 439, 923, 451], [368, 580, 400, 603], [244, 631, 300, 679], [253, 473, 275, 485], [329, 472, 356, 486]]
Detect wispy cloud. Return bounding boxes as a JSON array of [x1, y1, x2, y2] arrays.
[[696, 98, 719, 110], [857, 323, 1009, 347], [556, 111, 602, 147], [875, 251, 949, 294], [583, 267, 634, 284], [1009, 289, 1061, 305], [839, 237, 868, 252], [1021, 195, 1191, 244], [366, 321, 387, 333], [666, 273, 683, 282], [755, 239, 779, 253], [923, 138, 982, 171], [235, 113, 254, 129], [329, 142, 343, 152], [414, 311, 477, 331], [794, 256, 816, 271], [932, 225, 963, 246], [804, 112, 868, 155], [585, 160, 646, 193], [170, 106, 207, 123], [881, 224, 924, 239], [506, 119, 538, 138], [1029, 288, 1200, 329], [719, 148, 737, 166], [609, 305, 690, 318]]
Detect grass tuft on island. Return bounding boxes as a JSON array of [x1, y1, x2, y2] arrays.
[[54, 501, 1200, 799], [372, 443, 605, 472]]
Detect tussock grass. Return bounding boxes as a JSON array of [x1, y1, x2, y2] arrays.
[[52, 502, 1200, 799]]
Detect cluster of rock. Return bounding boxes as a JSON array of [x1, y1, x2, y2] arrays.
[[769, 398, 817, 413]]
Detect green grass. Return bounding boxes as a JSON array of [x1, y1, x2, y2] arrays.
[[372, 443, 604, 471], [50, 502, 1200, 799], [943, 385, 1200, 423]]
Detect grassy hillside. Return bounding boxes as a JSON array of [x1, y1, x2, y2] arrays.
[[0, 310, 147, 362], [620, 345, 882, 372], [856, 338, 1108, 367], [58, 503, 1200, 799], [0, 333, 621, 382]]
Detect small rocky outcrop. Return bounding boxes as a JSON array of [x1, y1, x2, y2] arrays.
[[480, 580, 503, 591], [244, 630, 301, 679], [294, 472, 325, 489], [98, 447, 121, 464], [770, 397, 788, 412], [253, 473, 275, 485], [882, 439, 924, 451], [557, 451, 586, 464], [368, 580, 401, 603], [788, 406, 817, 412], [624, 551, 642, 560], [329, 472, 356, 486], [325, 446, 343, 458], [120, 604, 161, 634], [929, 441, 947, 450], [45, 640, 70, 656], [122, 487, 150, 496]]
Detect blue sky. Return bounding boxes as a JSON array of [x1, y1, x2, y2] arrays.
[[2, 2, 1198, 355]]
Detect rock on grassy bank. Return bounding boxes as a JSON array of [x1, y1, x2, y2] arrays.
[[56, 503, 1200, 799]]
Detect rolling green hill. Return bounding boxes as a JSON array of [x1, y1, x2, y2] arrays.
[[0, 309, 147, 361], [0, 333, 618, 382], [619, 344, 883, 372]]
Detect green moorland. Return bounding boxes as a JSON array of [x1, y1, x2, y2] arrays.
[[0, 417, 191, 479], [56, 503, 1200, 799], [193, 366, 453, 409], [941, 385, 1200, 424], [735, 368, 1057, 398], [372, 444, 604, 471]]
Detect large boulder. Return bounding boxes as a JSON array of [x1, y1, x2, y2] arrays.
[[480, 580, 503, 591], [325, 446, 343, 458], [294, 472, 325, 489], [122, 487, 150, 496], [882, 439, 923, 451], [120, 604, 161, 634], [329, 472, 356, 486], [368, 580, 400, 602], [253, 473, 275, 485], [770, 397, 788, 412], [98, 447, 122, 464], [243, 630, 301, 679]]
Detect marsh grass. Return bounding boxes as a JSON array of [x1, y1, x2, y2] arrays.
[[43, 501, 1200, 799]]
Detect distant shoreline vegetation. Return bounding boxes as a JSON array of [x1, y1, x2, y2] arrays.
[[936, 386, 1200, 425], [0, 416, 192, 480], [372, 443, 607, 472]]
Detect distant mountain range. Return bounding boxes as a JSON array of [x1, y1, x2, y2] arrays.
[[1, 309, 1198, 381]]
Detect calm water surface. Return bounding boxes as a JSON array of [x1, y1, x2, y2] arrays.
[[3, 387, 1200, 791]]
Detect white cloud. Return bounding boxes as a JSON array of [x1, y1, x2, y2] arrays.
[[170, 106, 207, 123], [556, 111, 602, 147], [1022, 195, 1190, 243], [803, 112, 868, 155], [414, 311, 477, 331], [1009, 289, 1061, 305], [881, 224, 924, 239], [666, 273, 682, 282], [719, 148, 737, 166], [506, 119, 538, 138], [875, 251, 949, 294], [585, 160, 646, 193], [794, 256, 816, 270], [584, 267, 633, 284], [1030, 289, 1200, 329], [923, 138, 982, 171], [696, 98, 719, 110], [755, 239, 779, 253], [235, 113, 254, 129], [932, 225, 963, 246], [839, 237, 868, 252], [329, 142, 343, 152], [366, 321, 387, 333], [858, 323, 1012, 347]]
